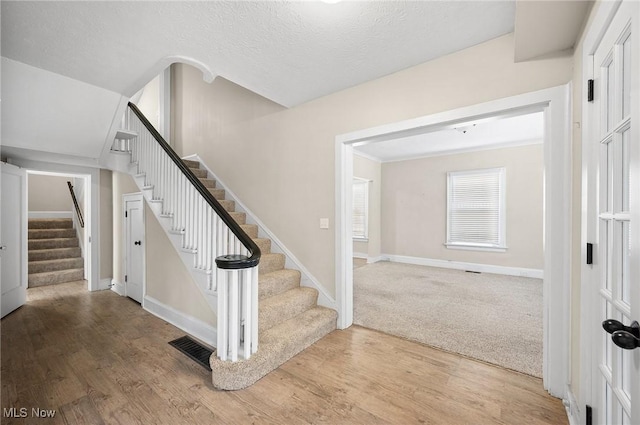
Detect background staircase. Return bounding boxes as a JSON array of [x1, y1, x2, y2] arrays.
[[181, 160, 337, 389], [28, 218, 84, 287]]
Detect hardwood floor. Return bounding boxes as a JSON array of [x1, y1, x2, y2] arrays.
[[1, 281, 568, 424]]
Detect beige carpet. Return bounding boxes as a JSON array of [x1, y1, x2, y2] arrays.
[[353, 261, 542, 377]]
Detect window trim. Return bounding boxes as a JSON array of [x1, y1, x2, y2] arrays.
[[445, 167, 507, 252]]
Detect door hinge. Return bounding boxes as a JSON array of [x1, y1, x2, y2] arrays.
[[586, 405, 592, 425], [125, 275, 128, 283], [587, 79, 594, 102], [125, 211, 128, 218], [586, 242, 593, 265]]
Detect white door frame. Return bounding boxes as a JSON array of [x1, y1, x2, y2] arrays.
[[580, 1, 640, 423], [335, 84, 572, 399], [123, 193, 145, 302], [10, 158, 102, 291]]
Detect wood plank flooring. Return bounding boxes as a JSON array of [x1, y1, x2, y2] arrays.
[[1, 281, 568, 424]]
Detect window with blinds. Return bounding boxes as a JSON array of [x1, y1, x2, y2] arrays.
[[353, 179, 369, 240], [446, 167, 506, 250]]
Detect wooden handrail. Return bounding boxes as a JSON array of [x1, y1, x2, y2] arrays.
[[127, 102, 260, 269], [67, 181, 84, 228]]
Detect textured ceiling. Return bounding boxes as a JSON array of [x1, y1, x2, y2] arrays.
[[354, 112, 544, 162], [1, 1, 515, 107]]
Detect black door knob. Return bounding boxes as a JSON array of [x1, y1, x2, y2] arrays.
[[134, 241, 142, 246], [603, 320, 640, 350]]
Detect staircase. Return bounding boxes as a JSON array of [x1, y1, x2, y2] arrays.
[[28, 218, 84, 287], [182, 159, 338, 390], [114, 103, 337, 390]]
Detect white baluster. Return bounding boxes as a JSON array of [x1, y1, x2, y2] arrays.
[[217, 268, 228, 361], [243, 269, 252, 360], [229, 270, 239, 362], [251, 266, 258, 354]]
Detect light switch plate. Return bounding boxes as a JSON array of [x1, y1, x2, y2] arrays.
[[320, 218, 329, 229]]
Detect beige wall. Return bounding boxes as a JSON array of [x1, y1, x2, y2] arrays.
[[100, 169, 113, 280], [111, 171, 213, 324], [352, 154, 382, 260], [28, 174, 71, 211], [145, 207, 216, 325], [381, 144, 544, 269], [172, 33, 572, 298]]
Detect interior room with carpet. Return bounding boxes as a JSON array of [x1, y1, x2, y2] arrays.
[[2, 1, 640, 424]]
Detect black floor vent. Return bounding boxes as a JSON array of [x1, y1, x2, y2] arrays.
[[169, 336, 213, 371]]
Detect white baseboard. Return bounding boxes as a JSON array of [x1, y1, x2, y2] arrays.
[[383, 254, 544, 279], [28, 211, 72, 219], [353, 252, 368, 259], [143, 295, 217, 348], [99, 278, 111, 290], [367, 256, 383, 264], [564, 386, 580, 425], [184, 154, 337, 311], [111, 279, 125, 296]]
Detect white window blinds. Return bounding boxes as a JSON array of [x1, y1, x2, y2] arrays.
[[446, 168, 506, 250], [352, 179, 369, 240]]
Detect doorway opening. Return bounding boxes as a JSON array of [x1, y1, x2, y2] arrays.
[[335, 85, 571, 398], [26, 170, 92, 291]]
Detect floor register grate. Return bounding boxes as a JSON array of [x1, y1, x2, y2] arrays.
[[169, 335, 213, 371]]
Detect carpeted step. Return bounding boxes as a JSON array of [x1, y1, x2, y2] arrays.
[[208, 188, 225, 200], [199, 178, 216, 188], [28, 228, 76, 239], [219, 200, 235, 212], [29, 247, 82, 261], [29, 238, 79, 250], [259, 269, 301, 300], [190, 168, 208, 179], [252, 238, 271, 254], [28, 218, 73, 229], [259, 287, 318, 333], [209, 306, 337, 390], [28, 258, 84, 274], [28, 268, 84, 287], [239, 224, 258, 239], [229, 212, 246, 225], [183, 159, 200, 168], [259, 253, 285, 274]]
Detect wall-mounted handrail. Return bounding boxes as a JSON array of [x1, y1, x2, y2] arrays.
[[127, 102, 260, 269], [67, 181, 84, 228]]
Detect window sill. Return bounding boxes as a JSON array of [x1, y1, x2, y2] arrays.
[[445, 243, 507, 253]]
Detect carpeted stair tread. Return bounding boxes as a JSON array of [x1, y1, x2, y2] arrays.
[[29, 238, 79, 250], [190, 168, 208, 179], [259, 287, 318, 333], [29, 257, 84, 274], [239, 224, 258, 239], [252, 238, 271, 254], [198, 178, 216, 188], [28, 268, 84, 287], [209, 306, 337, 390], [183, 159, 200, 168], [29, 247, 81, 261], [259, 269, 301, 300], [207, 188, 225, 200], [229, 212, 246, 225], [219, 200, 235, 212], [28, 218, 73, 229], [28, 228, 76, 239], [258, 253, 286, 274]]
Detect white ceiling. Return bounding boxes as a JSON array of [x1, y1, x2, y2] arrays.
[[354, 111, 544, 162], [1, 1, 516, 107]]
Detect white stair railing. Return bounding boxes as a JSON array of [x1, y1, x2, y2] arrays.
[[115, 103, 260, 362]]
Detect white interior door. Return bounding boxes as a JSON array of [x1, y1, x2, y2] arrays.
[[124, 194, 144, 304], [1, 163, 27, 318], [592, 1, 640, 423]]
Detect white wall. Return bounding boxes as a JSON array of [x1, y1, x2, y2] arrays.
[[381, 144, 544, 270], [137, 75, 160, 130], [172, 33, 572, 298]]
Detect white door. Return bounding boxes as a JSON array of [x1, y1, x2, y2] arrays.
[[124, 195, 144, 304], [592, 1, 640, 423], [1, 163, 27, 318]]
